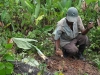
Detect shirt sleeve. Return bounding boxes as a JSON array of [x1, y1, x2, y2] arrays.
[[53, 26, 63, 40], [77, 16, 85, 31]]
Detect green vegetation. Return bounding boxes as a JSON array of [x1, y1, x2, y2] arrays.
[[0, 0, 100, 75]]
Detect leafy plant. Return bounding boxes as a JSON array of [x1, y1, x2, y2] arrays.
[[0, 42, 14, 75], [38, 63, 47, 75], [0, 62, 13, 75], [0, 0, 100, 74], [93, 58, 100, 69], [89, 27, 100, 53], [54, 71, 64, 75]]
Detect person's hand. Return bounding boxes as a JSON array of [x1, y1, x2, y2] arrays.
[[55, 48, 63, 57], [87, 22, 94, 30]]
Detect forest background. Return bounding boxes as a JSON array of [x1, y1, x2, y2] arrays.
[[0, 0, 100, 75]]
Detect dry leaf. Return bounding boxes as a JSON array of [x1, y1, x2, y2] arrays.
[[8, 38, 13, 43], [97, 17, 100, 26], [81, 0, 87, 11], [94, 2, 100, 13], [0, 22, 4, 27]]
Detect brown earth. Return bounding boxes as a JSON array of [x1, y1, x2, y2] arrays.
[[13, 54, 100, 75], [45, 55, 100, 75]]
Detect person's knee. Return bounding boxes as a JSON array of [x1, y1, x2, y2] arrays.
[[80, 35, 87, 40], [63, 44, 78, 55], [78, 34, 88, 45], [70, 46, 78, 54], [82, 35, 89, 45]]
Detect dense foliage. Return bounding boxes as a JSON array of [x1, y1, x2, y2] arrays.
[[0, 0, 100, 75]]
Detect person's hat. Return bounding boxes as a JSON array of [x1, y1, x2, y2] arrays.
[[66, 7, 78, 22]]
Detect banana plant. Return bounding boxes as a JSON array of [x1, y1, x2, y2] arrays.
[[12, 38, 48, 60], [85, 0, 97, 4]]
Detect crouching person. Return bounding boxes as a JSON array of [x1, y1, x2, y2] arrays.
[[53, 7, 94, 61]]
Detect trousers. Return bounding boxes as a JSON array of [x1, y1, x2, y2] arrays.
[[62, 34, 88, 55]]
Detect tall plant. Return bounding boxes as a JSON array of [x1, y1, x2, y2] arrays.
[[0, 0, 41, 33]]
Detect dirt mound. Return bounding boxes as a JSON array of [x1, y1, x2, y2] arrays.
[[13, 55, 100, 75], [47, 55, 100, 75]]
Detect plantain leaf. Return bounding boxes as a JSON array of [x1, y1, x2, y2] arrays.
[[58, 2, 63, 10], [34, 0, 40, 18], [12, 38, 47, 60], [22, 56, 39, 67], [61, 0, 71, 8], [77, 0, 82, 7], [25, 0, 33, 9], [65, 0, 72, 8], [98, 0, 100, 7], [12, 38, 37, 50], [85, 0, 97, 4], [15, 0, 20, 4]]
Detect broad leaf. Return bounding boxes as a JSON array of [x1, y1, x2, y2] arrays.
[[22, 56, 39, 67], [4, 43, 13, 49], [0, 62, 5, 70], [12, 38, 37, 49], [85, 0, 97, 4], [25, 0, 33, 9], [15, 0, 20, 4], [98, 0, 100, 7], [12, 37, 45, 60], [1, 10, 7, 21], [34, 0, 40, 18], [5, 62, 13, 69], [0, 69, 5, 75], [3, 54, 14, 61]]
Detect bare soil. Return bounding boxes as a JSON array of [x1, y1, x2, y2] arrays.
[[45, 55, 100, 75], [14, 55, 100, 75]]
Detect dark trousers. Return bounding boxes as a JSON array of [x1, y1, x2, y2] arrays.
[[62, 34, 88, 56]]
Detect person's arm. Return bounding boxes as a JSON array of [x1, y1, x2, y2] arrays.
[[53, 26, 62, 50], [53, 25, 63, 56], [55, 38, 63, 57], [55, 38, 60, 51], [81, 22, 94, 35], [77, 16, 94, 35]]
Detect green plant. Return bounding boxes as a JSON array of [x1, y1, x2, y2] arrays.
[[89, 27, 100, 53], [0, 0, 100, 74], [0, 42, 15, 75], [0, 0, 41, 33], [84, 73, 88, 75], [37, 63, 47, 75], [93, 58, 100, 69], [54, 71, 64, 75], [0, 62, 13, 75], [27, 25, 55, 56]]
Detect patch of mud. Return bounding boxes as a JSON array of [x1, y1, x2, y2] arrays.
[[47, 55, 100, 75]]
